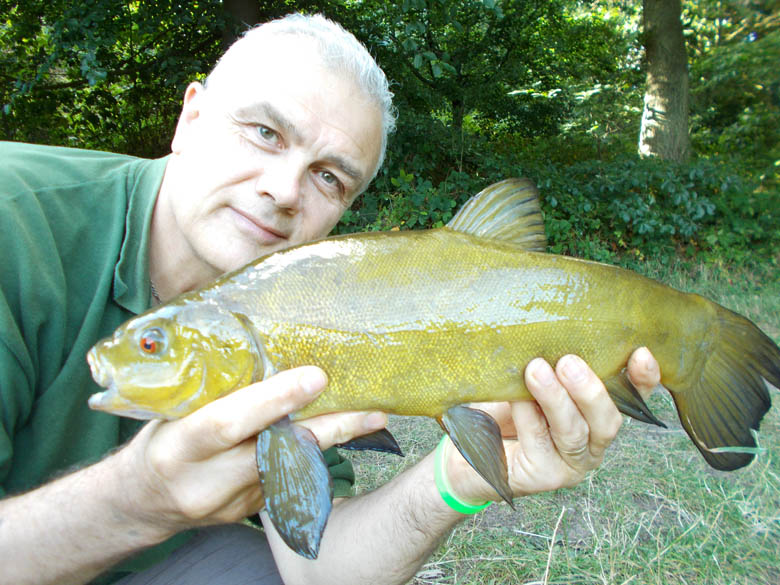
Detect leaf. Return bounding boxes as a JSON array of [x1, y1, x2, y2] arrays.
[[402, 38, 418, 52]]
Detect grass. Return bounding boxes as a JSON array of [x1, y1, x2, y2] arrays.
[[348, 258, 780, 585]]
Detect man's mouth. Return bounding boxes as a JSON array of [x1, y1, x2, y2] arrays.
[[230, 207, 289, 243]]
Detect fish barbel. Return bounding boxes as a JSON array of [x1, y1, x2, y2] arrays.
[[87, 178, 777, 559]]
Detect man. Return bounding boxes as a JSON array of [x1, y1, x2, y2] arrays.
[[0, 14, 660, 585]]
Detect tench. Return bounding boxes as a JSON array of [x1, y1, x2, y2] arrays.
[[87, 178, 778, 559]]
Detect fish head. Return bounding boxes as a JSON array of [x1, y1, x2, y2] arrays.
[[87, 302, 260, 419]]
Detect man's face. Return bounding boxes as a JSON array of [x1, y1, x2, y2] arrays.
[[164, 38, 383, 278]]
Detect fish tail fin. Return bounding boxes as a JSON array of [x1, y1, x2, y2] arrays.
[[668, 307, 776, 471]]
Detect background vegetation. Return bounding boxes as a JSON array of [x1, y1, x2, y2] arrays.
[[2, 2, 778, 583], [2, 0, 778, 268]]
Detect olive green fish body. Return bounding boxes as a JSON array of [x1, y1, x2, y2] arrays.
[[199, 227, 715, 421], [87, 178, 777, 560]]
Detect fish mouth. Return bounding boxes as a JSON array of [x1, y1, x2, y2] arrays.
[[86, 347, 112, 388], [88, 390, 163, 420], [86, 346, 120, 412], [87, 386, 117, 411], [85, 348, 122, 413], [87, 383, 164, 420], [86, 348, 157, 419]]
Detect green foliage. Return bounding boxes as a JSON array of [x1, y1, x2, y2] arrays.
[[335, 167, 476, 234], [530, 156, 778, 264], [691, 29, 780, 177], [333, 0, 779, 268], [2, 0, 777, 268], [0, 0, 235, 156], [340, 0, 628, 157], [339, 151, 778, 269]]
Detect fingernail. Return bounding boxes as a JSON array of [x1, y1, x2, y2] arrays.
[[530, 359, 555, 387], [300, 368, 327, 395], [561, 355, 586, 384], [642, 349, 658, 374], [364, 412, 387, 431]]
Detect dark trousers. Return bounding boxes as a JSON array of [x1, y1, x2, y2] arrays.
[[115, 524, 284, 585]]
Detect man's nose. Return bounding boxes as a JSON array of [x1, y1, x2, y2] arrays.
[[255, 159, 304, 211]]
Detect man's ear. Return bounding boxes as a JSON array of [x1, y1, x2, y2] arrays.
[[171, 82, 205, 154]]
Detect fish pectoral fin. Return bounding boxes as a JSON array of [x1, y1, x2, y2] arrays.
[[439, 405, 513, 507], [604, 370, 666, 427], [337, 429, 404, 456], [256, 416, 333, 559]]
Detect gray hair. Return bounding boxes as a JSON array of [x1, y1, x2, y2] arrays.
[[206, 13, 396, 179]]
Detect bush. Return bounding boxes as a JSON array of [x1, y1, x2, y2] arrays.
[[532, 156, 778, 266], [339, 153, 779, 270]]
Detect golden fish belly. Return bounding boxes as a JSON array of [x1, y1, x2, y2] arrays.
[[284, 319, 642, 419], [218, 228, 697, 420]]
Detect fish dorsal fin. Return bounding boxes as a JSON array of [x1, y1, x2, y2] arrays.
[[446, 178, 546, 251]]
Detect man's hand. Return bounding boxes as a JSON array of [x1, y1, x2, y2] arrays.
[[114, 365, 387, 537], [0, 365, 389, 585], [259, 350, 661, 585], [445, 348, 661, 502]]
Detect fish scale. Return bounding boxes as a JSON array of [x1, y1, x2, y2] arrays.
[[237, 230, 649, 419]]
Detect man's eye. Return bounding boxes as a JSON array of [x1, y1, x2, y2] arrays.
[[256, 125, 277, 142], [319, 171, 345, 195], [321, 171, 338, 185]]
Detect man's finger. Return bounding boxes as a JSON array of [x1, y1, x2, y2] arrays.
[[297, 411, 388, 450], [469, 402, 515, 437], [554, 355, 623, 457], [626, 346, 661, 399], [524, 357, 592, 459], [510, 399, 554, 457], [173, 366, 327, 458]]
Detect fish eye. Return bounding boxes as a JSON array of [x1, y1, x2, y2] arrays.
[[139, 327, 166, 355]]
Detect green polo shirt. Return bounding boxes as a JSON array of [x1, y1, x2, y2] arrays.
[[0, 142, 354, 582]]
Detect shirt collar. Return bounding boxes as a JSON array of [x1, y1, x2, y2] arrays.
[[113, 155, 170, 314]]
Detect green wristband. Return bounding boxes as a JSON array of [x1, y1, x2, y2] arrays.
[[434, 435, 492, 514]]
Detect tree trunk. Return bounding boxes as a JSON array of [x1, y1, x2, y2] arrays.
[[221, 0, 264, 46], [638, 0, 691, 162], [451, 97, 466, 171]]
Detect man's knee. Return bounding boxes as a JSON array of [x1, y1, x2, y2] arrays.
[[115, 523, 283, 585]]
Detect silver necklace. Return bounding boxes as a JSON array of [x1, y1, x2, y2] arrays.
[[150, 281, 161, 304]]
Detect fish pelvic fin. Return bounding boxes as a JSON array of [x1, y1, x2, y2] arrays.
[[337, 428, 404, 456], [445, 178, 547, 251], [256, 416, 333, 559], [669, 307, 776, 471], [439, 405, 514, 507], [604, 370, 666, 427]]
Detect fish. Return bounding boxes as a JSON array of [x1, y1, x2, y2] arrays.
[[87, 178, 778, 559]]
